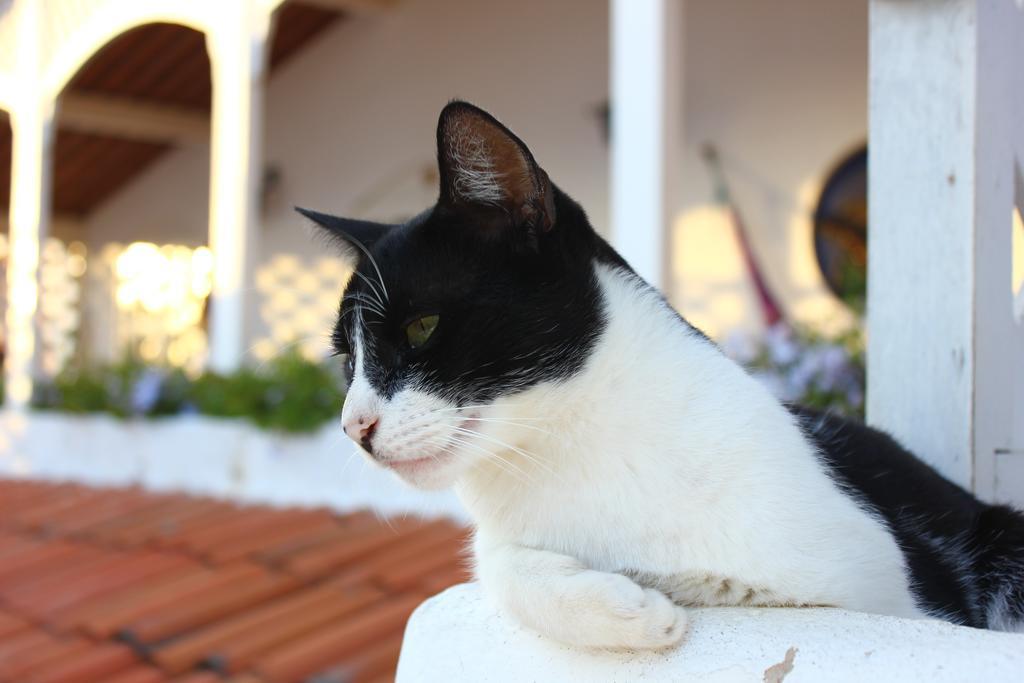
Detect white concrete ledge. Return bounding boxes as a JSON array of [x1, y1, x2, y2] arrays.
[[0, 411, 467, 520], [398, 583, 1024, 682]]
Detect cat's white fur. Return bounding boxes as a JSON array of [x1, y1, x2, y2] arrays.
[[342, 262, 925, 650]]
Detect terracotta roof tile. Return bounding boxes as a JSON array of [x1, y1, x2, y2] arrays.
[[0, 611, 29, 638], [203, 584, 385, 675], [223, 675, 264, 683], [57, 493, 164, 537], [306, 631, 405, 683], [108, 500, 226, 548], [0, 629, 56, 662], [283, 518, 438, 580], [151, 583, 374, 674], [168, 673, 221, 683], [28, 641, 137, 683], [250, 594, 423, 682], [51, 564, 211, 633], [362, 676, 398, 683], [10, 490, 109, 530], [152, 506, 257, 550], [7, 551, 137, 610], [0, 535, 43, 561], [102, 665, 168, 683], [122, 571, 299, 645], [0, 542, 85, 585], [24, 553, 192, 621], [419, 561, 474, 596], [0, 478, 466, 682], [0, 637, 93, 681], [35, 491, 141, 534], [205, 513, 338, 564], [380, 553, 470, 592]]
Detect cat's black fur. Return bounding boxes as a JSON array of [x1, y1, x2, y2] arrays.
[[794, 406, 1024, 628], [300, 193, 609, 406]]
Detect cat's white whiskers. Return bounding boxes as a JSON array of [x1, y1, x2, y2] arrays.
[[449, 425, 552, 475], [428, 434, 522, 482], [347, 291, 385, 310], [379, 512, 398, 533], [426, 405, 550, 426], [345, 294, 386, 316], [347, 239, 390, 303], [422, 436, 461, 463], [339, 302, 375, 321], [459, 417, 554, 435], [429, 404, 526, 413], [350, 270, 388, 310], [331, 431, 361, 479], [440, 433, 533, 484], [423, 438, 529, 490], [442, 433, 522, 474]]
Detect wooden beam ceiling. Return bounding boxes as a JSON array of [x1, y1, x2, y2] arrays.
[[59, 94, 210, 145], [0, 1, 345, 219]]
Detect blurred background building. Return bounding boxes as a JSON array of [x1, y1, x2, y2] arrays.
[[0, 0, 890, 379]]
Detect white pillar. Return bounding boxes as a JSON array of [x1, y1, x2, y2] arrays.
[[205, 2, 270, 372], [868, 0, 1024, 497], [609, 0, 684, 290], [4, 0, 52, 410], [4, 105, 55, 409]]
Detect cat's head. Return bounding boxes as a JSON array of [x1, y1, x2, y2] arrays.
[[299, 101, 611, 489]]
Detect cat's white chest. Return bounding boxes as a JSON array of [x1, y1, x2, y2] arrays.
[[461, 263, 922, 620]]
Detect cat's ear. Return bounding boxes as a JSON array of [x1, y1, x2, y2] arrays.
[[296, 207, 392, 264], [436, 101, 556, 232]]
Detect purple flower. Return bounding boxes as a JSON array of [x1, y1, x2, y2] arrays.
[[764, 324, 799, 366], [816, 346, 850, 391], [130, 369, 164, 415]]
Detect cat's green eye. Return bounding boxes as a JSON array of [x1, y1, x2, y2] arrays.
[[405, 314, 439, 349]]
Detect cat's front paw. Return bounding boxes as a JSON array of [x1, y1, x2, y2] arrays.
[[578, 573, 689, 650]]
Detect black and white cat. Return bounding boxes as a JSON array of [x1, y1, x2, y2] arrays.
[[299, 101, 1024, 649]]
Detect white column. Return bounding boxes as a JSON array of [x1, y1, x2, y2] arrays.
[[609, 0, 684, 290], [4, 105, 55, 409], [4, 0, 52, 410], [868, 0, 1024, 496], [205, 2, 270, 373]]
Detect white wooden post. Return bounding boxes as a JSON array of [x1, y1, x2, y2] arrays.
[[3, 2, 53, 409], [868, 0, 1024, 500], [205, 2, 270, 372], [609, 0, 684, 291]]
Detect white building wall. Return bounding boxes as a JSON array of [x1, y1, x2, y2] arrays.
[[673, 0, 867, 337], [80, 0, 868, 350], [85, 140, 211, 247]]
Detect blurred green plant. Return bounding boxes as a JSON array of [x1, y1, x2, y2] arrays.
[[32, 350, 346, 434]]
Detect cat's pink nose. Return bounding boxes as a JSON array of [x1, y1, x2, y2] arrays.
[[345, 415, 379, 453]]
